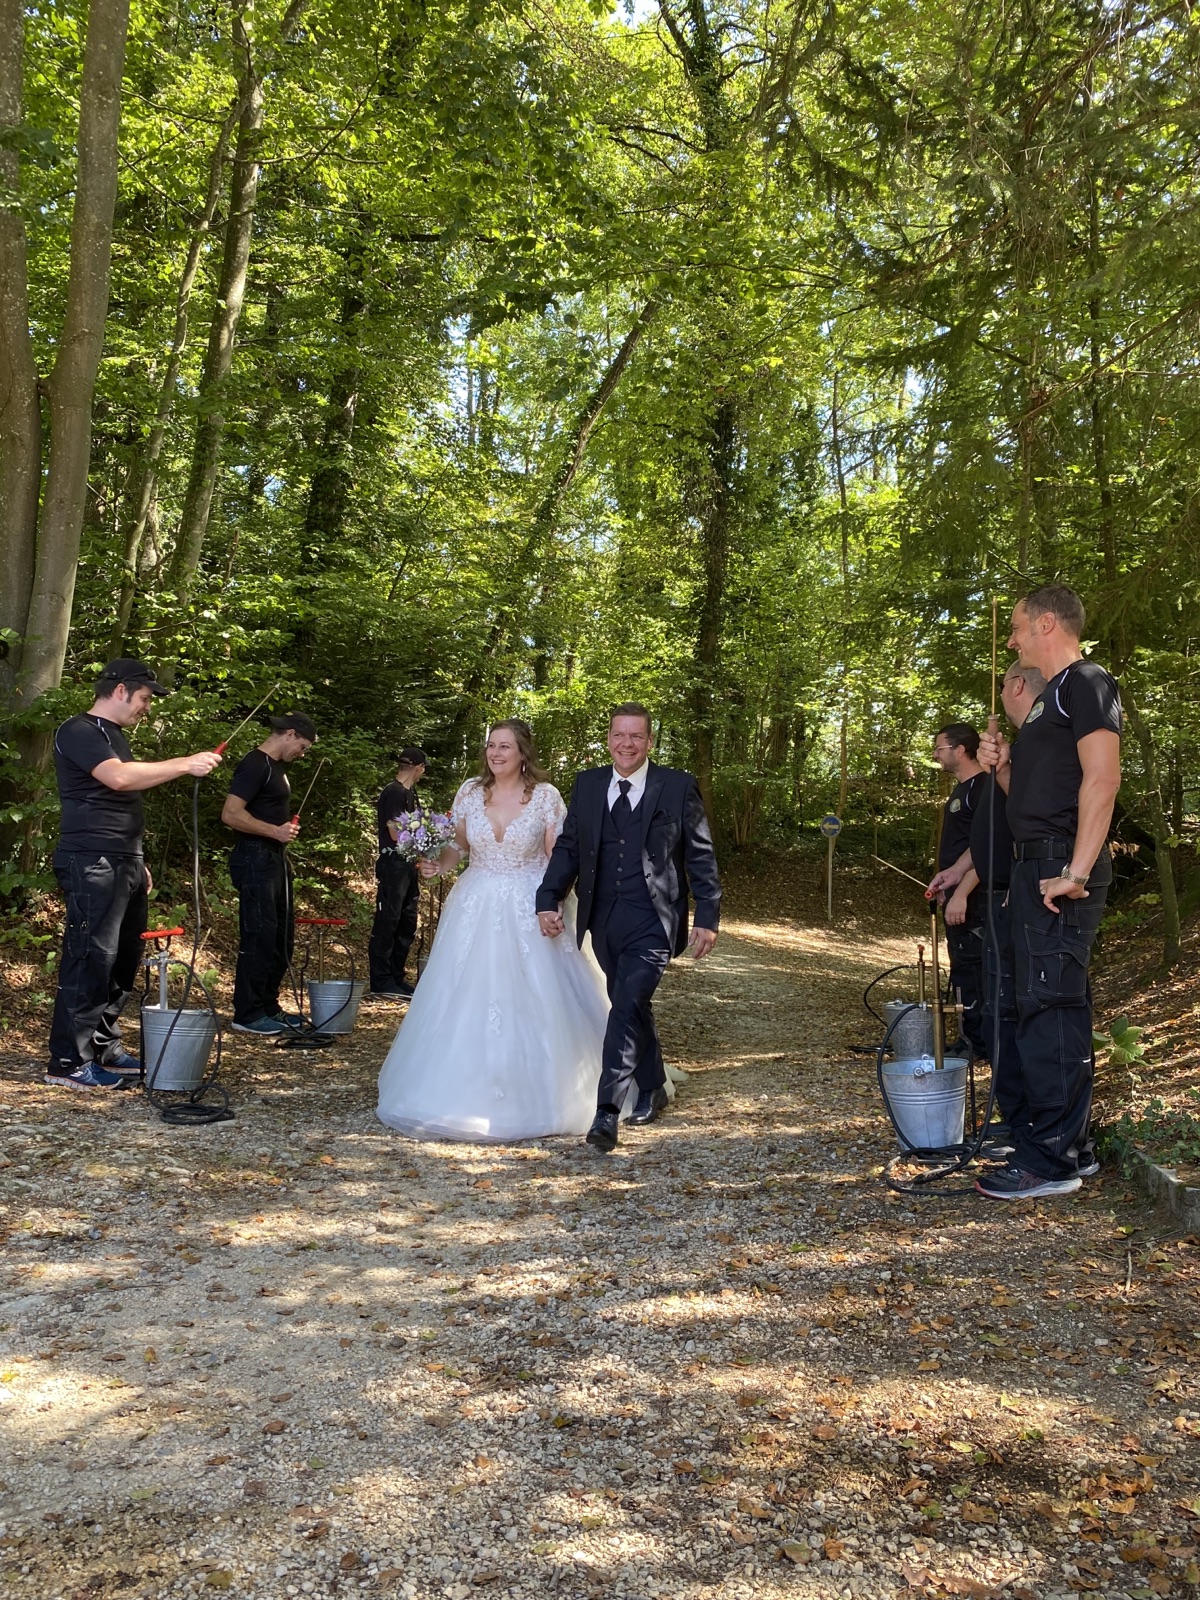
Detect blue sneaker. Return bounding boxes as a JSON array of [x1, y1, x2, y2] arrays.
[[271, 1012, 305, 1027], [231, 1016, 285, 1035], [99, 1050, 142, 1077], [45, 1063, 130, 1090]]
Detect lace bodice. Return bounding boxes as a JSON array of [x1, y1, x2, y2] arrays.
[[452, 780, 566, 874]]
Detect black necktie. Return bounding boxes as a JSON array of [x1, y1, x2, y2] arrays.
[[613, 778, 632, 831]]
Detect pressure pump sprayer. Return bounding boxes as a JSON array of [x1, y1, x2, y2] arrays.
[[870, 600, 1008, 1194]]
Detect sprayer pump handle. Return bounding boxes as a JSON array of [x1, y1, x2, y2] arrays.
[[141, 926, 185, 942], [296, 916, 347, 927]]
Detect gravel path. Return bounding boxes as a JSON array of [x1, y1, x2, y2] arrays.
[[1, 912, 1198, 1600]]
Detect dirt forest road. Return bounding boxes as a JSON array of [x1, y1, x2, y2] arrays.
[[1, 910, 1198, 1600]]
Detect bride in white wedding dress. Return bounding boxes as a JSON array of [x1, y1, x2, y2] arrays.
[[376, 720, 611, 1142]]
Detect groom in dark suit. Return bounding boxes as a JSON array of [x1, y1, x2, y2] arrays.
[[536, 703, 721, 1151]]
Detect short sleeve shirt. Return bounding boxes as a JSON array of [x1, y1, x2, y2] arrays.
[[969, 772, 1014, 888], [938, 772, 985, 871], [54, 714, 143, 854], [376, 780, 416, 852], [1006, 660, 1123, 842], [228, 750, 291, 826]]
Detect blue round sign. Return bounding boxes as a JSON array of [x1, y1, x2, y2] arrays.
[[820, 814, 842, 838]]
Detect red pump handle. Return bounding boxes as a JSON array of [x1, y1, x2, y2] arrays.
[[141, 926, 185, 941], [296, 916, 347, 928]]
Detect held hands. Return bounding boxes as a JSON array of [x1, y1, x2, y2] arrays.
[[688, 926, 717, 960], [185, 750, 223, 778], [1040, 874, 1089, 913], [418, 859, 441, 879], [978, 728, 1010, 774], [537, 909, 565, 939]]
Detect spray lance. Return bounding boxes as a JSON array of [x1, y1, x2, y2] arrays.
[[213, 682, 281, 755]]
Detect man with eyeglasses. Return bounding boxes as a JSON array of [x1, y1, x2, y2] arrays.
[[925, 722, 987, 1060], [221, 713, 317, 1035]]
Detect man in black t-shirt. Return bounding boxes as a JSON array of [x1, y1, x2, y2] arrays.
[[925, 723, 987, 1058], [220, 713, 317, 1033], [978, 585, 1122, 1200], [47, 660, 222, 1089], [367, 748, 427, 1000]]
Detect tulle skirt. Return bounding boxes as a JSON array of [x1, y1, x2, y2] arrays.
[[376, 864, 610, 1141]]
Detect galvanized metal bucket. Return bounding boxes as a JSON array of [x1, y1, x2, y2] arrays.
[[882, 1055, 968, 1151], [883, 1000, 936, 1059], [307, 978, 366, 1035], [141, 1005, 216, 1092]]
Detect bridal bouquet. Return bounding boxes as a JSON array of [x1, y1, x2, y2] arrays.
[[391, 805, 457, 863]]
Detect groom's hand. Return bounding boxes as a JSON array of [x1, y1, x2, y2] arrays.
[[688, 926, 717, 960], [537, 910, 565, 938]]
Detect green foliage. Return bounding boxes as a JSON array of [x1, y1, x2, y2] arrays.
[[1, 0, 1199, 950]]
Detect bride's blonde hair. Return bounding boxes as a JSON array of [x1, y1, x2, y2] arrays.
[[477, 719, 548, 804]]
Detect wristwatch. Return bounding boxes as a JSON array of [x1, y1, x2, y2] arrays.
[[1060, 867, 1088, 886]]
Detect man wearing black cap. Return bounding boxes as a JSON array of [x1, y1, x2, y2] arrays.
[[368, 748, 427, 1000], [926, 722, 987, 1059], [47, 660, 223, 1089], [221, 713, 317, 1035]]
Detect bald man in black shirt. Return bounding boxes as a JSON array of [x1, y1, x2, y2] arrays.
[[977, 586, 1121, 1199]]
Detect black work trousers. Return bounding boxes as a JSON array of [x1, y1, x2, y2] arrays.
[[1009, 853, 1108, 1179], [589, 896, 671, 1113], [368, 852, 420, 990], [49, 850, 147, 1070], [944, 900, 988, 1059], [230, 837, 293, 1025], [978, 888, 1023, 1129]]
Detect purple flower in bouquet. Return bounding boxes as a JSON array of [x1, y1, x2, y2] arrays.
[[391, 803, 458, 863]]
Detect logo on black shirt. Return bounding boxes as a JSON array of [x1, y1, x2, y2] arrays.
[[1025, 701, 1045, 722]]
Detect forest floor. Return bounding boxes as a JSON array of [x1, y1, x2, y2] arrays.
[[1, 862, 1199, 1600]]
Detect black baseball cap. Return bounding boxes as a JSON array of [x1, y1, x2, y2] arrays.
[[97, 659, 169, 696], [397, 747, 427, 767]]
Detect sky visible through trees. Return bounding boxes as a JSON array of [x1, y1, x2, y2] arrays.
[[1, 0, 1198, 964]]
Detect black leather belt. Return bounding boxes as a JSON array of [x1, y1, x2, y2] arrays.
[[1012, 839, 1071, 861]]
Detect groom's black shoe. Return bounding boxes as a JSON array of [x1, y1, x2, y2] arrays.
[[627, 1087, 668, 1126], [586, 1110, 619, 1153]]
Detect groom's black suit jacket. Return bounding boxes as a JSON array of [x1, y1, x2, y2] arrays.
[[536, 762, 721, 957]]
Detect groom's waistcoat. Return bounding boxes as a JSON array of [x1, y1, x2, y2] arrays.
[[594, 794, 655, 908]]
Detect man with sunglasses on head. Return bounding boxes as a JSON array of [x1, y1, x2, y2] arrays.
[[221, 713, 317, 1035], [47, 660, 223, 1089]]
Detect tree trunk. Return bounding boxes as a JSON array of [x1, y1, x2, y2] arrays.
[[163, 11, 265, 642], [0, 0, 42, 702], [689, 397, 736, 824], [303, 285, 365, 549], [11, 0, 131, 710], [109, 89, 244, 659], [1120, 682, 1180, 971]]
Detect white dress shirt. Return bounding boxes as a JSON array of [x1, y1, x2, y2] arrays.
[[607, 759, 650, 812]]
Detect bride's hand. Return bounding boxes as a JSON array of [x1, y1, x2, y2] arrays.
[[537, 910, 564, 939], [418, 859, 441, 879]]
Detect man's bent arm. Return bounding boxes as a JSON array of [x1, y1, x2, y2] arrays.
[[93, 753, 219, 792], [1069, 730, 1121, 881]]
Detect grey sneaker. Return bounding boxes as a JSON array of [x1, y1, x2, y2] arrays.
[[976, 1162, 1082, 1199], [231, 1016, 285, 1035]]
